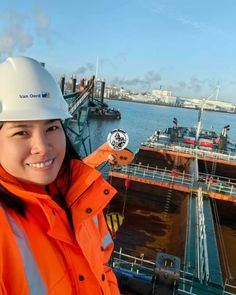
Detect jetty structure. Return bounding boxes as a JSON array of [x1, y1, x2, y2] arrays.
[[107, 110, 236, 294], [60, 73, 120, 156], [60, 74, 96, 156]]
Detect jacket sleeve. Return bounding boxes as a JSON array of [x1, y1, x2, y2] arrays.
[[97, 212, 120, 295], [0, 208, 30, 295]]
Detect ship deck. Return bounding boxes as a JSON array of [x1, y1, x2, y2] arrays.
[[108, 159, 236, 294]]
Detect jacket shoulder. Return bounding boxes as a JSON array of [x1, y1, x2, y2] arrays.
[[0, 207, 19, 250], [0, 207, 14, 235]]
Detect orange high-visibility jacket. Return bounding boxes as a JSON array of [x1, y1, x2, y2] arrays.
[[0, 160, 120, 295]]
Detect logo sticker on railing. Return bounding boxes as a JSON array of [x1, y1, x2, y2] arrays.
[[107, 129, 129, 151]]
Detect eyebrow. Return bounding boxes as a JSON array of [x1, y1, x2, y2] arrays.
[[8, 120, 59, 129]]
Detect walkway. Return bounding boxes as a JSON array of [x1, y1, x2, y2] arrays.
[[110, 164, 236, 201]]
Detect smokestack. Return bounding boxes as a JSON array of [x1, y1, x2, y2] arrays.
[[72, 74, 77, 92], [101, 81, 105, 103], [60, 75, 65, 95]]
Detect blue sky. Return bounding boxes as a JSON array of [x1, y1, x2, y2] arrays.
[[0, 0, 235, 102]]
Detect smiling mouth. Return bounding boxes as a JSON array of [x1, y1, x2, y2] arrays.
[[27, 159, 54, 169]]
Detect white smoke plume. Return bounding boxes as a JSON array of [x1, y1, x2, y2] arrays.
[[0, 11, 33, 59], [75, 63, 95, 76], [168, 78, 222, 99], [110, 71, 162, 91], [32, 6, 51, 44], [0, 8, 52, 59]]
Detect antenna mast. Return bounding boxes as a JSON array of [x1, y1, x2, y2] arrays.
[[215, 83, 220, 101]]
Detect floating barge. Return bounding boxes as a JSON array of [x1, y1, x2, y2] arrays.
[[89, 106, 121, 119], [108, 120, 236, 294]]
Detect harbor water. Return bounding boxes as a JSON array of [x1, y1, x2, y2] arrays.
[[88, 100, 236, 153]]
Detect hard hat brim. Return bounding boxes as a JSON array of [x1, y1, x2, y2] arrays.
[[0, 107, 72, 121]]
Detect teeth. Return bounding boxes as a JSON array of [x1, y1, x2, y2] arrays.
[[28, 160, 53, 168]]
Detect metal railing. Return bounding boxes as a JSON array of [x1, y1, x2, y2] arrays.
[[142, 141, 236, 163], [209, 182, 236, 197], [111, 163, 236, 199], [111, 248, 236, 294], [68, 90, 90, 115], [112, 163, 194, 187], [112, 248, 154, 277]]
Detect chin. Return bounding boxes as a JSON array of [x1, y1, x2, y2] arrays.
[[28, 175, 58, 187]]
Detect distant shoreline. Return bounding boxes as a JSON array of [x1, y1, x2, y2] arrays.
[[105, 97, 236, 115]]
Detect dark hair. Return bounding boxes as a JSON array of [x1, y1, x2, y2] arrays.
[[0, 125, 81, 216]]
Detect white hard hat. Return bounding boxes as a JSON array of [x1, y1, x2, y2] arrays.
[[0, 56, 72, 121]]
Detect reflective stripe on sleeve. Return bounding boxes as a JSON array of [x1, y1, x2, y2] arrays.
[[93, 214, 113, 249], [102, 232, 113, 249], [4, 210, 47, 295], [93, 215, 99, 227]]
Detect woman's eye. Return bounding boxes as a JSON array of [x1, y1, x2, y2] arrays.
[[47, 125, 59, 132], [13, 131, 28, 136]]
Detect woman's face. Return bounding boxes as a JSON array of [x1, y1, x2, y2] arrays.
[[0, 120, 66, 187]]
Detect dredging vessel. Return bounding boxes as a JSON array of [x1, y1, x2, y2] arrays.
[[107, 114, 236, 294], [60, 77, 236, 294]]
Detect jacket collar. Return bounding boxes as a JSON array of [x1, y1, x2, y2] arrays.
[[0, 160, 117, 245], [66, 160, 102, 207], [0, 165, 48, 201], [0, 160, 105, 205]]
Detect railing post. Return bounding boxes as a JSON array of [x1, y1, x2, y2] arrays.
[[219, 183, 222, 192], [140, 253, 144, 266], [230, 185, 233, 196], [138, 162, 141, 171], [119, 247, 122, 261], [162, 167, 166, 180]]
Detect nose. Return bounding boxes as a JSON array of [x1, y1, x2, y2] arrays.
[[30, 132, 52, 155]]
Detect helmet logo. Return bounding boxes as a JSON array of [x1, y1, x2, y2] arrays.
[[19, 92, 50, 99], [41, 92, 50, 98]]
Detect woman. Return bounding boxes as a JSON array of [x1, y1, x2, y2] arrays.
[[0, 56, 120, 294]]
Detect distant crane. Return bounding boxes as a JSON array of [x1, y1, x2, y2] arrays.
[[215, 83, 220, 101], [206, 83, 221, 101]]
